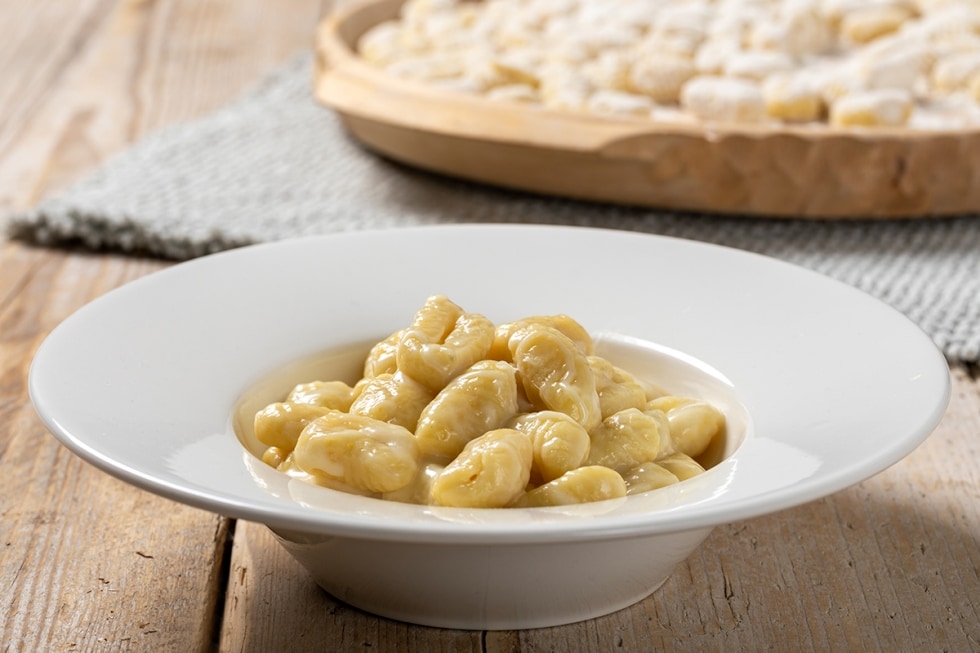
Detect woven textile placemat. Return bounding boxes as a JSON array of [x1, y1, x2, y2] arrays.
[[7, 54, 979, 364]]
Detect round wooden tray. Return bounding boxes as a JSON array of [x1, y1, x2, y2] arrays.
[[314, 0, 980, 218]]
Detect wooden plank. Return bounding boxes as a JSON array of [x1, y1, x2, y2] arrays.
[[0, 0, 329, 650], [0, 243, 228, 652], [0, 0, 331, 215], [0, 0, 118, 172], [219, 521, 485, 653], [1, 443, 230, 652]]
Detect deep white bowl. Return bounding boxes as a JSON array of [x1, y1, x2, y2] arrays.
[[29, 225, 950, 630]]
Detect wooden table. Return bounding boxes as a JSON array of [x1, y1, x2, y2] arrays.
[[1, 1, 977, 651]]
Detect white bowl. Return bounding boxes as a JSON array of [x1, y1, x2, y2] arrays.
[[29, 225, 950, 630]]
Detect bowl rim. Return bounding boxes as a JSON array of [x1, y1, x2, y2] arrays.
[[29, 224, 951, 544]]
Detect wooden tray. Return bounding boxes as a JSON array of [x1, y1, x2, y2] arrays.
[[314, 0, 980, 218]]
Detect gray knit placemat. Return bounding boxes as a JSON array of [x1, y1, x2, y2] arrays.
[[7, 54, 979, 364]]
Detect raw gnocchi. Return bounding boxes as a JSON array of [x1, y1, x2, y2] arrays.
[[255, 296, 727, 508], [355, 0, 980, 129]]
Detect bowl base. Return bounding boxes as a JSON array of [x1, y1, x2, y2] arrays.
[[270, 526, 714, 630]]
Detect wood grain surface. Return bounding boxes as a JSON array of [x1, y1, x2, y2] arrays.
[[1, 1, 977, 652]]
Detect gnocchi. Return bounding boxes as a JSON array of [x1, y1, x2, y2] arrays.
[[255, 296, 727, 508], [354, 0, 980, 129]]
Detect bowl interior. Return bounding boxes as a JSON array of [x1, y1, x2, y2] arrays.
[[233, 331, 751, 514]]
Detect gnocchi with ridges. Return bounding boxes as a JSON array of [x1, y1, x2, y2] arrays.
[[254, 295, 727, 508]]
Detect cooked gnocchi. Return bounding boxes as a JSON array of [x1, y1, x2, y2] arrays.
[[255, 296, 727, 508], [355, 0, 980, 129]]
